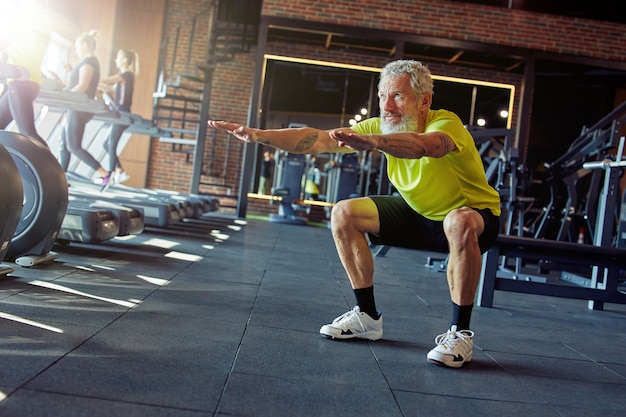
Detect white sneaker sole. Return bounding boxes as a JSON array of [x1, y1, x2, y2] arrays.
[[319, 326, 382, 341], [427, 351, 472, 368]]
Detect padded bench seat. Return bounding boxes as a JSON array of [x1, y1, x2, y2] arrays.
[[477, 235, 626, 310]]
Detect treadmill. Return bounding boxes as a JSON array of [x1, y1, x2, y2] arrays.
[[35, 89, 218, 228]]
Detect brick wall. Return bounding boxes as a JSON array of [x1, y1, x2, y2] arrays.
[[200, 54, 256, 207], [147, 4, 257, 211], [262, 0, 626, 62]]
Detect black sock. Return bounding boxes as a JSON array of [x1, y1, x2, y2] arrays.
[[354, 286, 379, 319], [451, 302, 473, 331]]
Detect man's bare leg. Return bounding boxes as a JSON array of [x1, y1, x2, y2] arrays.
[[319, 197, 383, 340], [427, 207, 485, 368], [330, 197, 380, 290], [444, 207, 485, 307]]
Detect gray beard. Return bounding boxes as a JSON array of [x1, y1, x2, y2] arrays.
[[380, 115, 418, 134]]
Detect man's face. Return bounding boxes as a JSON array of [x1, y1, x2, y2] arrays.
[[378, 73, 422, 134]]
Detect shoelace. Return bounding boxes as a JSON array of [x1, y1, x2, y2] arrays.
[[434, 329, 474, 349], [333, 307, 364, 330]]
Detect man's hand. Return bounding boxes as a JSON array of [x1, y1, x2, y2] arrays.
[[208, 120, 256, 143], [329, 129, 379, 151]]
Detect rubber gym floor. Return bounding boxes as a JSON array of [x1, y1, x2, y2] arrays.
[[0, 213, 625, 417]]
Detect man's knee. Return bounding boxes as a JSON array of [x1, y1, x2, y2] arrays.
[[330, 197, 377, 235], [443, 208, 482, 243], [330, 199, 352, 229]]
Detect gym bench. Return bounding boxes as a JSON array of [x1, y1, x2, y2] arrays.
[[477, 235, 626, 310]]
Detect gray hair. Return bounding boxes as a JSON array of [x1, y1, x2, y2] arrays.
[[379, 60, 434, 97]]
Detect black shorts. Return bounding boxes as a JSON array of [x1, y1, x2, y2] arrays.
[[368, 196, 500, 254]]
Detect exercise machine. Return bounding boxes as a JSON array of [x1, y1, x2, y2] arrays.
[[478, 137, 626, 311], [269, 150, 308, 225], [65, 173, 182, 228], [561, 137, 626, 305], [0, 131, 68, 266], [33, 87, 218, 229], [0, 143, 23, 275], [534, 100, 626, 242], [66, 195, 144, 238], [2, 63, 122, 250], [325, 153, 360, 203]]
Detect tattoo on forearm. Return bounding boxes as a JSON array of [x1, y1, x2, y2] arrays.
[[294, 133, 318, 152], [379, 133, 453, 158], [439, 134, 452, 155], [379, 136, 417, 158]]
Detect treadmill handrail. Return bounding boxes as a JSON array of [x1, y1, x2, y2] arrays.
[[36, 89, 109, 113], [36, 89, 171, 137]]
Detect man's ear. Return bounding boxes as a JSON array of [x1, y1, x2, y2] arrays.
[[421, 92, 433, 108]]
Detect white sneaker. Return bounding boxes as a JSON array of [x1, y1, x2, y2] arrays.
[[93, 173, 112, 191], [427, 325, 474, 368], [319, 306, 382, 341], [114, 171, 130, 184]]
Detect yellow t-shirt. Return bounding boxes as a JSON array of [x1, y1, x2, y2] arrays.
[[352, 110, 501, 221]]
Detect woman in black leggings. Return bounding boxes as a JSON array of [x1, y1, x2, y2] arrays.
[[0, 76, 47, 147], [59, 30, 110, 184], [99, 48, 139, 187]]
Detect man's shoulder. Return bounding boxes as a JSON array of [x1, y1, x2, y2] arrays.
[[427, 109, 462, 123], [426, 109, 474, 149], [352, 117, 381, 134], [425, 109, 467, 132]]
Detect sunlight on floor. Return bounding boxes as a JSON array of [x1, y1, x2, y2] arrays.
[[28, 280, 138, 308], [164, 252, 203, 262], [114, 235, 137, 241], [210, 230, 230, 241], [142, 238, 179, 249], [0, 312, 64, 333], [73, 265, 96, 272], [91, 264, 115, 271], [137, 275, 169, 286]]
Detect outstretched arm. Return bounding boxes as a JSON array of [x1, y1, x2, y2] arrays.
[[100, 73, 125, 85], [330, 129, 457, 159], [208, 120, 354, 155]]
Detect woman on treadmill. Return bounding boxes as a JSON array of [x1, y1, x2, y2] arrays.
[[99, 48, 139, 189], [59, 30, 110, 186]]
